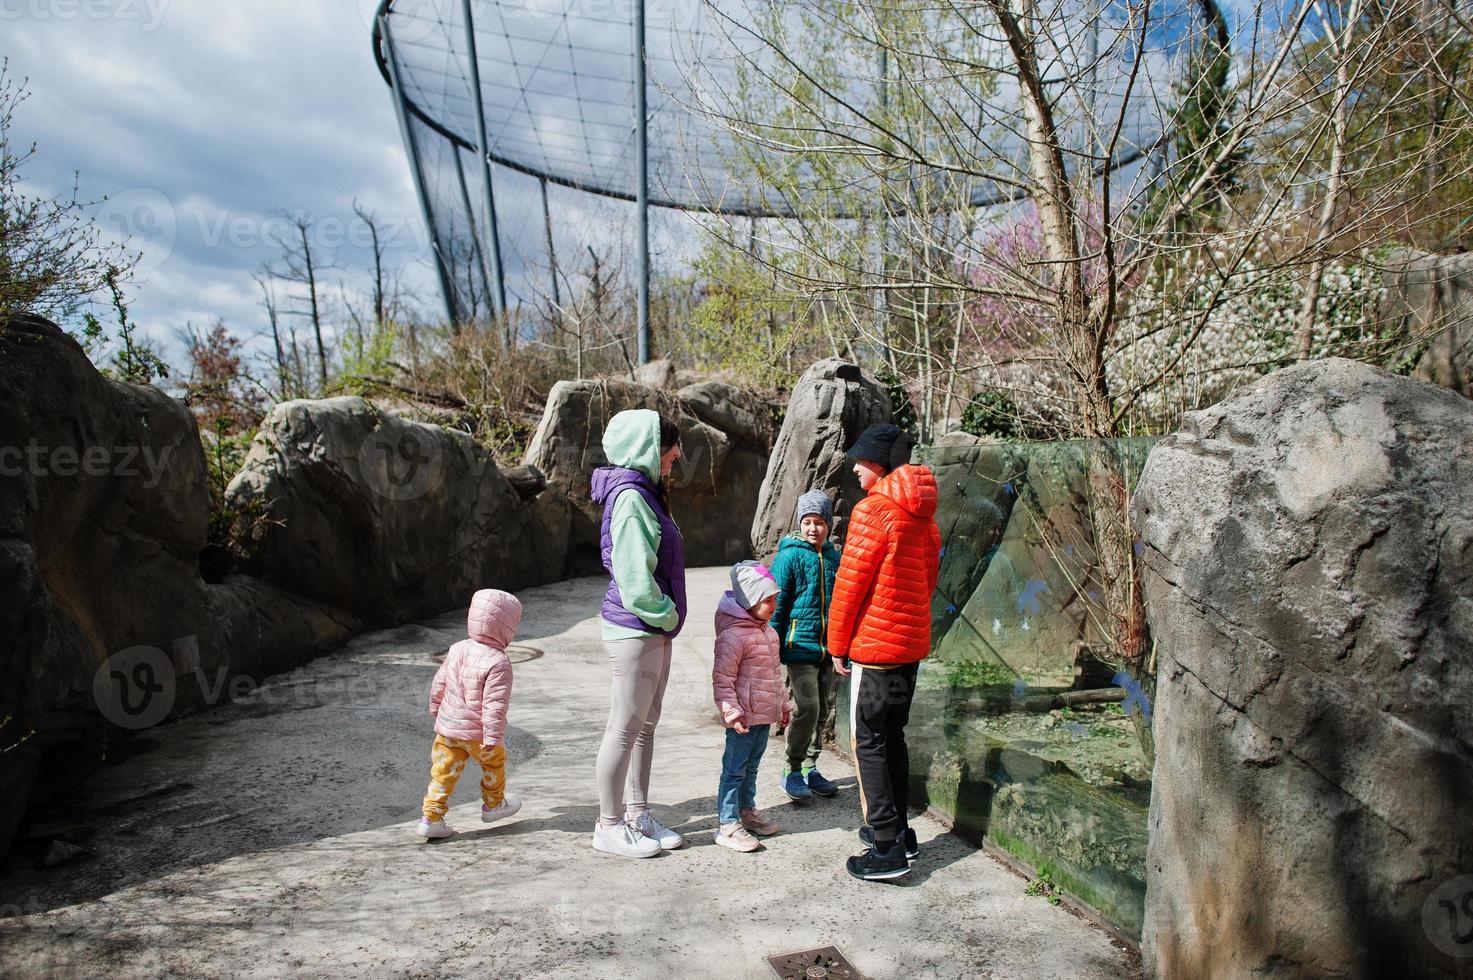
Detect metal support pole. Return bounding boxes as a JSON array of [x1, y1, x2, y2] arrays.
[[462, 0, 508, 321], [453, 150, 489, 320], [540, 177, 562, 314], [634, 0, 651, 365], [381, 13, 457, 326]]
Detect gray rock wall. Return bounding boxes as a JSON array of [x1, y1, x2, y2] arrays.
[[226, 397, 571, 625], [0, 315, 356, 859], [1382, 248, 1473, 398], [1132, 358, 1473, 979], [523, 377, 772, 567]]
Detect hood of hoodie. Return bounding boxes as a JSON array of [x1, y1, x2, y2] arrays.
[[715, 590, 765, 633], [601, 409, 663, 480], [590, 463, 653, 507], [870, 464, 938, 519], [467, 589, 522, 649]]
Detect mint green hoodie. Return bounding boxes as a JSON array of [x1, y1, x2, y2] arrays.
[[599, 410, 678, 640]]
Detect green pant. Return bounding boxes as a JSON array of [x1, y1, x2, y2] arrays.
[[784, 657, 836, 772]]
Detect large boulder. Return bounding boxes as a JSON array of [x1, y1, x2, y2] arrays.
[[522, 378, 769, 567], [0, 315, 354, 858], [678, 380, 772, 449], [226, 397, 566, 625], [749, 359, 891, 558], [1131, 358, 1473, 979], [1382, 248, 1473, 398], [633, 358, 678, 390]]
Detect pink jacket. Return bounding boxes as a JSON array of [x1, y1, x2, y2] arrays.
[[712, 591, 794, 728], [429, 590, 521, 746]]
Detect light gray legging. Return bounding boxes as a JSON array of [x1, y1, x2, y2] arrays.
[[595, 634, 674, 825]]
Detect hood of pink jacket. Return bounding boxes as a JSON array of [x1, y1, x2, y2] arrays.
[[468, 589, 522, 649], [715, 591, 765, 634]]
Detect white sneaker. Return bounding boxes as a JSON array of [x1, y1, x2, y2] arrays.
[[629, 810, 684, 850], [482, 798, 522, 824], [591, 820, 661, 858], [416, 818, 453, 839]]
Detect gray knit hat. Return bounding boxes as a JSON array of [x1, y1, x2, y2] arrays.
[[729, 559, 779, 610], [795, 489, 834, 529]]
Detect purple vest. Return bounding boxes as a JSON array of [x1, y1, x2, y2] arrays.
[[591, 466, 688, 637]]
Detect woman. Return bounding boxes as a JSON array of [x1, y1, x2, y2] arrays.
[[589, 409, 688, 858]]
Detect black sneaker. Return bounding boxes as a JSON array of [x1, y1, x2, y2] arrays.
[[846, 841, 910, 881], [858, 825, 919, 860]]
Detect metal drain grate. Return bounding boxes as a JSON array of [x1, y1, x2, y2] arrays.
[[766, 946, 863, 980]]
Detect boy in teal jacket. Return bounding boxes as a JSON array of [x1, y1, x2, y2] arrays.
[[770, 490, 842, 800]]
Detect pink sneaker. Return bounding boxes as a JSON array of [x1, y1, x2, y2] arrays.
[[715, 823, 761, 852], [740, 807, 780, 837]]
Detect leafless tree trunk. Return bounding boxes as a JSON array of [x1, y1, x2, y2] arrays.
[[354, 199, 387, 329], [1296, 0, 1365, 359], [270, 213, 333, 392], [253, 271, 289, 399]]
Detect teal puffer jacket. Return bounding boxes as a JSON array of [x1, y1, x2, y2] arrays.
[[769, 536, 842, 664]]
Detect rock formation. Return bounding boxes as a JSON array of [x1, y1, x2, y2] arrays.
[[1132, 358, 1473, 979], [749, 359, 891, 558]]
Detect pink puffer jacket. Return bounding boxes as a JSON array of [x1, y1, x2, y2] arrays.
[[429, 589, 521, 746], [712, 591, 794, 728]]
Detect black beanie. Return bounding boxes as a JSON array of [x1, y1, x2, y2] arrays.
[[845, 423, 914, 472]]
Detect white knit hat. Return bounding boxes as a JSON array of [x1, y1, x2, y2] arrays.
[[729, 560, 779, 610]]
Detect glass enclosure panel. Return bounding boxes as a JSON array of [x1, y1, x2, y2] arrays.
[[837, 436, 1158, 938]]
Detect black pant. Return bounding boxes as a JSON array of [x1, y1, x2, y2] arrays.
[[851, 661, 919, 844]]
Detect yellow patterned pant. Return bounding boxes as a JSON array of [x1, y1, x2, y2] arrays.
[[422, 734, 507, 821]]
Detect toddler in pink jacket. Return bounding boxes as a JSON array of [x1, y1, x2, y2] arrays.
[[712, 561, 795, 852], [417, 589, 525, 839]]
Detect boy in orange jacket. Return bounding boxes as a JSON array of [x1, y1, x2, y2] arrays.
[[827, 423, 941, 880]]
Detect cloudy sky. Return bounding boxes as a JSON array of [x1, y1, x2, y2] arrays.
[[5, 0, 442, 367], [4, 0, 717, 375]]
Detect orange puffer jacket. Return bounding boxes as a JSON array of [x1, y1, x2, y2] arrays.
[[828, 464, 942, 666]]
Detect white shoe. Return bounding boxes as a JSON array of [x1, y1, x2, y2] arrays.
[[591, 820, 661, 858], [629, 810, 684, 850], [416, 818, 453, 839], [482, 798, 522, 824]]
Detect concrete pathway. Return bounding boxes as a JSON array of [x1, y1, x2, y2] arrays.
[[0, 569, 1134, 979]]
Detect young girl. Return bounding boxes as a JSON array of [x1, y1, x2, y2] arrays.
[[769, 490, 843, 801], [712, 561, 794, 852], [417, 589, 525, 839]]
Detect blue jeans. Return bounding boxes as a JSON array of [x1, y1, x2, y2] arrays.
[[717, 724, 770, 825]]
